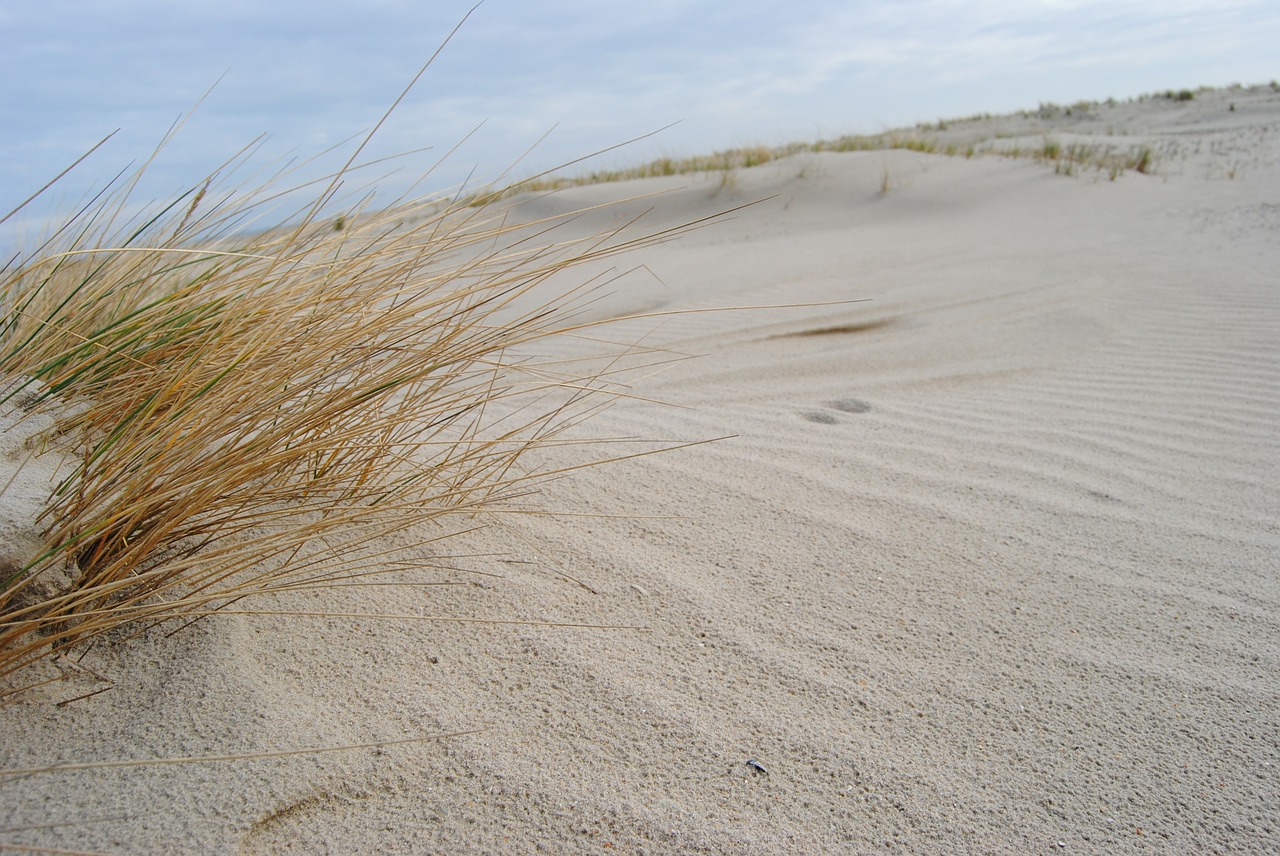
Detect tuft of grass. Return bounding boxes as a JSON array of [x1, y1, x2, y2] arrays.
[[1131, 145, 1154, 175], [0, 128, 693, 687], [712, 166, 740, 197], [1030, 136, 1156, 180]]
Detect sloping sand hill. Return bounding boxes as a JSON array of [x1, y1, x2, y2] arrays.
[[3, 84, 1278, 853]]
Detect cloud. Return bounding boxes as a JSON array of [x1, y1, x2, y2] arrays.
[[3, 0, 1278, 230]]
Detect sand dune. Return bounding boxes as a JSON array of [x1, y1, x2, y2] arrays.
[[3, 85, 1279, 853]]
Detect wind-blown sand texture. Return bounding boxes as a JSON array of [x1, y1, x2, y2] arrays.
[[3, 84, 1278, 853]]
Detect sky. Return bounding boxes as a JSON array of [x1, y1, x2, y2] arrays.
[[2, 0, 1277, 235]]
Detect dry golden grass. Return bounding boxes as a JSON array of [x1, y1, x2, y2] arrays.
[[0, 123, 697, 690]]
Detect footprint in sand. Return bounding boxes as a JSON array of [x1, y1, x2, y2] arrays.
[[801, 397, 872, 423], [828, 398, 872, 414]]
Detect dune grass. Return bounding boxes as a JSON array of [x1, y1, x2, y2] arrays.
[[1029, 137, 1155, 178], [506, 126, 1161, 193], [0, 124, 695, 690]]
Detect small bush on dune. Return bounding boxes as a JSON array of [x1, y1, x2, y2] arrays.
[[1131, 146, 1154, 174], [0, 123, 685, 689]]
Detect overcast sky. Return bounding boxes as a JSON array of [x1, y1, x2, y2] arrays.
[[2, 0, 1277, 232]]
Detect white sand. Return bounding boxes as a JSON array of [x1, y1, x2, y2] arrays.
[[3, 85, 1279, 853]]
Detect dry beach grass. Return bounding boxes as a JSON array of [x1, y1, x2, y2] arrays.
[[0, 121, 702, 692]]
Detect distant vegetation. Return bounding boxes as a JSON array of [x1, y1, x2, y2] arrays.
[[485, 82, 1271, 199]]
